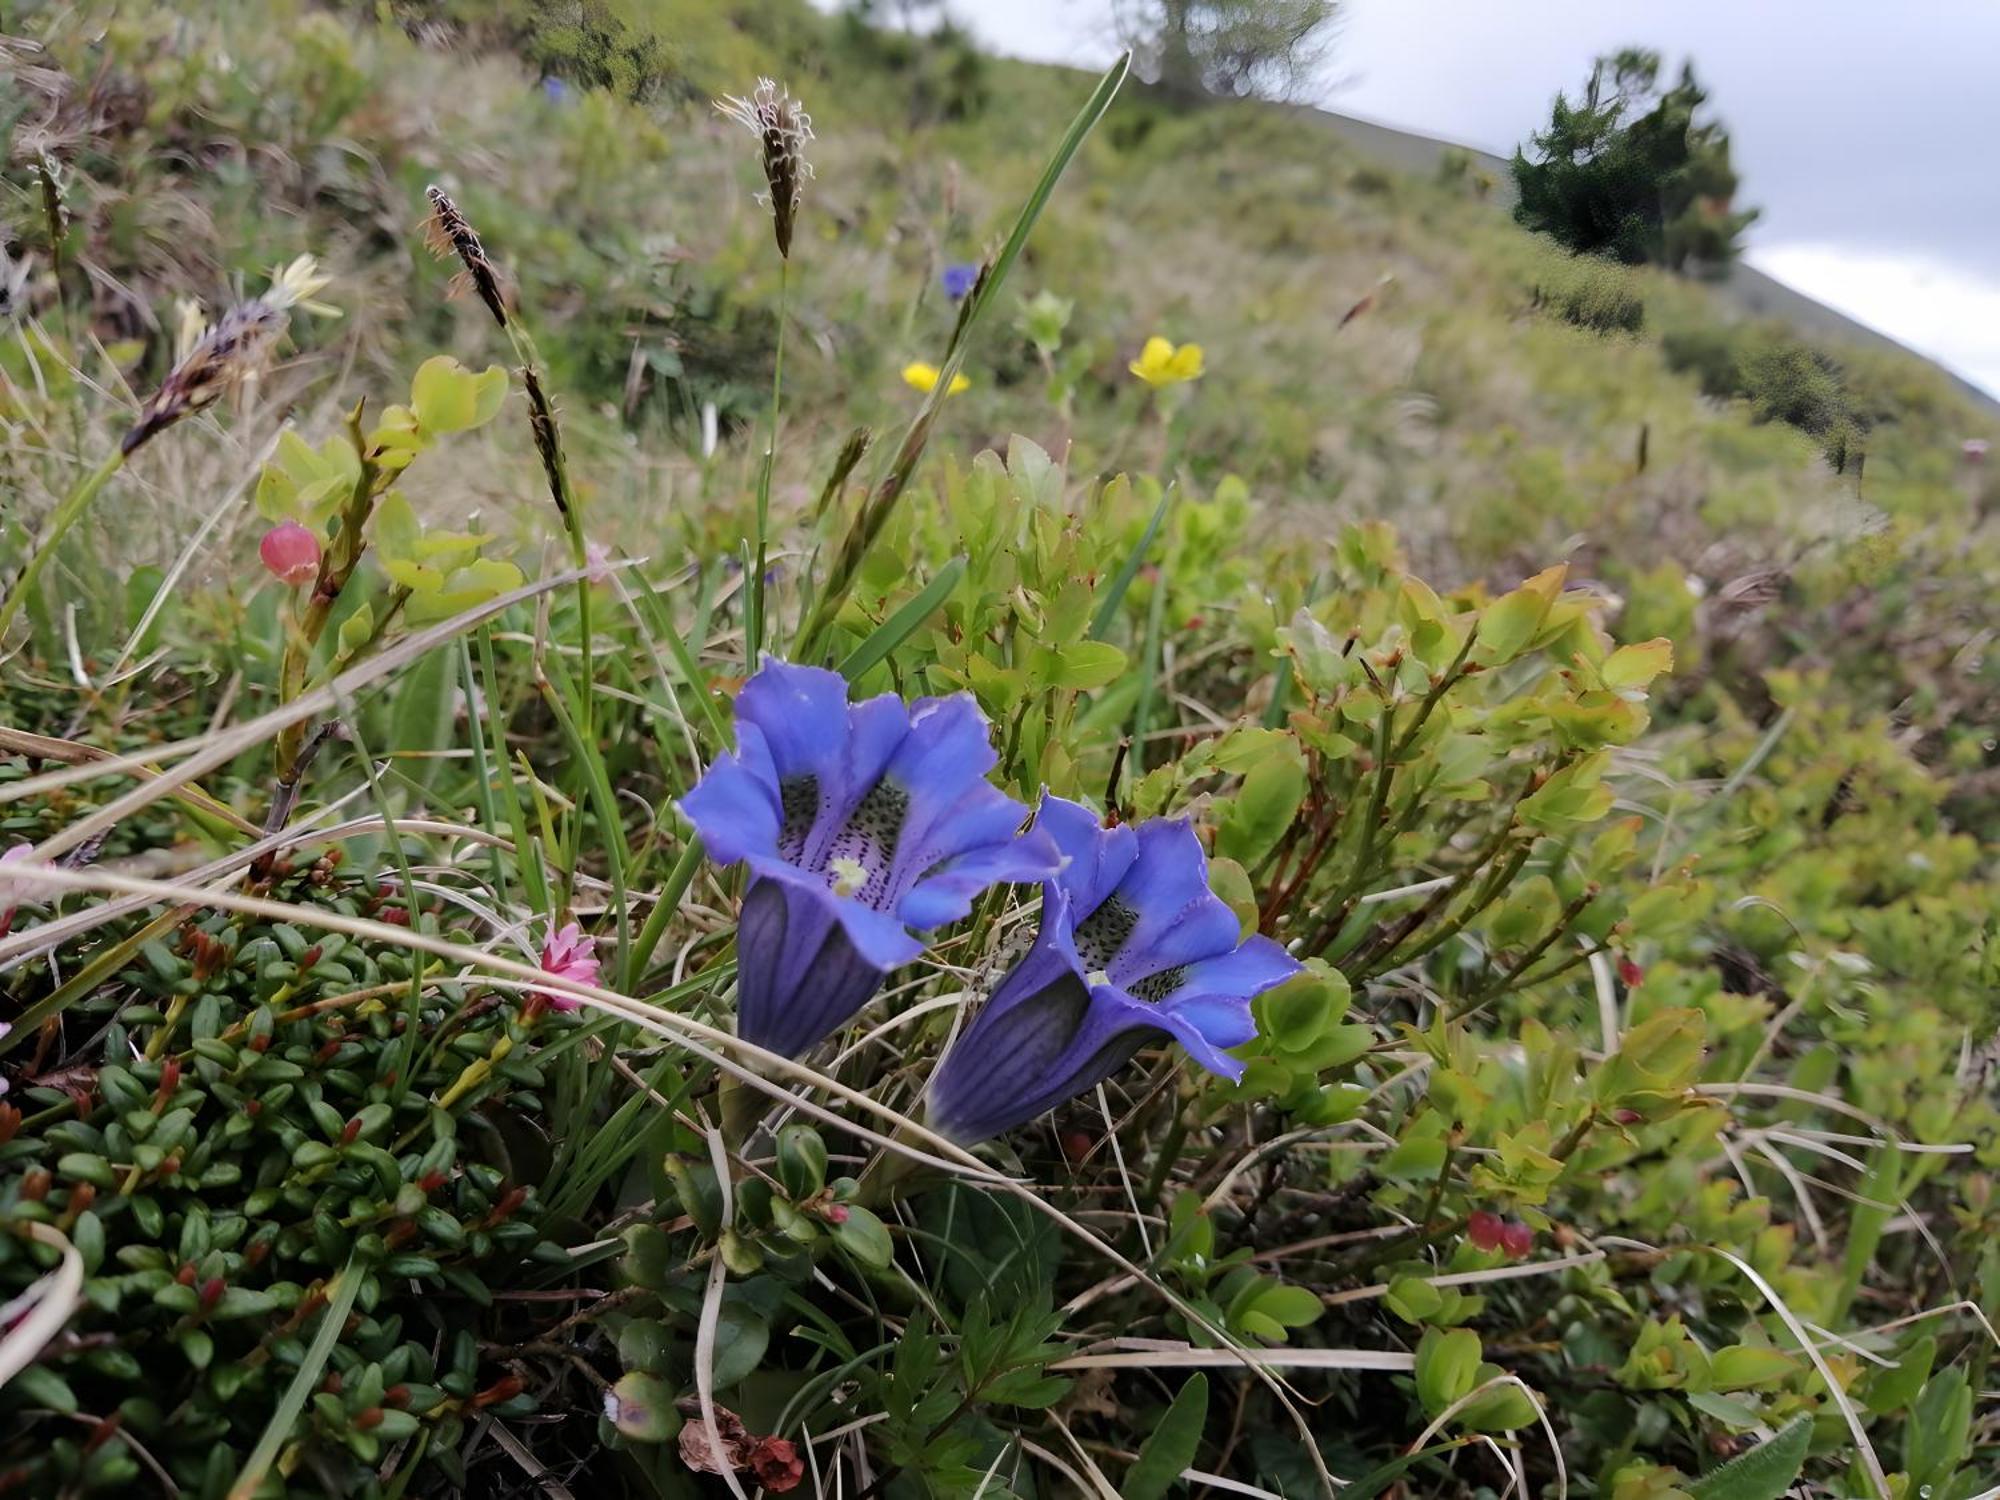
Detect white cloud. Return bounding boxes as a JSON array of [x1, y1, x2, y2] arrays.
[[1746, 245, 2000, 401]]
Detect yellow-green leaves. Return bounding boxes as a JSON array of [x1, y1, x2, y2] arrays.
[[410, 355, 508, 434], [1595, 1007, 1706, 1116], [367, 356, 508, 471], [1414, 1327, 1535, 1431], [1213, 742, 1308, 869], [1519, 752, 1615, 830], [1602, 636, 1674, 692], [256, 429, 359, 526], [370, 494, 523, 623], [1475, 562, 1567, 663]]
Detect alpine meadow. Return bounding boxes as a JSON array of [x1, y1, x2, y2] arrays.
[[0, 2, 1994, 1497]]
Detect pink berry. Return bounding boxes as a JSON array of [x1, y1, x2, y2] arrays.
[[260, 523, 321, 587], [1467, 1210, 1506, 1251], [1499, 1220, 1535, 1258]]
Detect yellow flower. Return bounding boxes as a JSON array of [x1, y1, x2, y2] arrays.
[[903, 361, 970, 396], [1129, 335, 1204, 387]]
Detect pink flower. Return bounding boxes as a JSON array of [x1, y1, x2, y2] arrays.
[[537, 920, 600, 1011], [260, 522, 321, 586], [1963, 438, 1990, 463], [585, 539, 613, 585]]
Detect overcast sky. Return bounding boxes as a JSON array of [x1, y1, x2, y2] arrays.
[[948, 0, 2000, 397]]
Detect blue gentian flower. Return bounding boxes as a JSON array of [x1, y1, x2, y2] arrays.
[[541, 76, 572, 104], [941, 262, 979, 302], [681, 659, 1059, 1058], [927, 795, 1301, 1145]]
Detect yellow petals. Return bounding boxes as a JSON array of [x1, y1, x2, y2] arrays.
[[1129, 335, 1204, 387], [902, 361, 970, 396]]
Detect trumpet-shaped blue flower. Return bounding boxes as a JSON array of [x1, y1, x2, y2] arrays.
[[682, 659, 1058, 1058], [927, 795, 1301, 1145]]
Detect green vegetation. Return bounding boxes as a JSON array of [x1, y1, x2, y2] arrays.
[[1512, 49, 1758, 272], [0, 1, 1993, 1497]]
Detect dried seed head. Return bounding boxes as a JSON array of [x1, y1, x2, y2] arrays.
[[521, 366, 571, 518], [715, 78, 814, 259], [423, 184, 508, 328], [122, 298, 287, 456], [122, 256, 333, 456]]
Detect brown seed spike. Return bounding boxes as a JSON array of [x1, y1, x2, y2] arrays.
[[715, 79, 814, 260], [423, 185, 508, 328], [123, 300, 287, 456]]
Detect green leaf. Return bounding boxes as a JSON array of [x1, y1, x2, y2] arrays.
[[1120, 1373, 1208, 1500], [410, 356, 508, 434], [227, 1256, 363, 1500], [708, 1302, 770, 1389], [387, 644, 455, 800], [1043, 639, 1128, 690], [839, 556, 966, 682], [1905, 1366, 1972, 1490], [1090, 480, 1173, 640], [1687, 1414, 1811, 1500], [830, 1204, 894, 1270], [775, 1124, 828, 1200], [1833, 1144, 1899, 1323], [1415, 1327, 1481, 1415], [1214, 753, 1308, 869], [1709, 1345, 1797, 1391]]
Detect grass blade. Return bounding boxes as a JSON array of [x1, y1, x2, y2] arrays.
[[1090, 483, 1172, 640], [839, 555, 966, 682], [227, 1254, 363, 1500]]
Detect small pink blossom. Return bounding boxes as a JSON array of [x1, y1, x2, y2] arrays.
[[260, 522, 321, 586], [1963, 438, 1990, 463], [585, 539, 613, 585], [537, 920, 599, 1011]]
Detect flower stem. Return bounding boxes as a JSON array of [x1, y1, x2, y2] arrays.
[[0, 447, 124, 642], [747, 259, 790, 666]]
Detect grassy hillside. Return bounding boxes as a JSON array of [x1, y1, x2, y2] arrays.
[[0, 2, 1994, 1497]]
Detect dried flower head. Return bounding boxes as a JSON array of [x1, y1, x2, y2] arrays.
[[715, 79, 814, 259], [123, 256, 335, 456], [423, 185, 508, 328]]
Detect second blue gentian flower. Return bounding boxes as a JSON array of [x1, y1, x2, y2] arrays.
[[927, 794, 1302, 1145], [682, 659, 1058, 1058]]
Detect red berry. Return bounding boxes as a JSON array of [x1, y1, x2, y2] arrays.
[[1499, 1220, 1535, 1259], [1467, 1210, 1506, 1251], [1617, 958, 1645, 988]]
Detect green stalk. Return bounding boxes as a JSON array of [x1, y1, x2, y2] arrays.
[[796, 53, 1130, 659], [748, 259, 790, 665], [0, 447, 123, 641]]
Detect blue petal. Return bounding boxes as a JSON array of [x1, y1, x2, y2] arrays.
[[679, 722, 782, 865], [795, 690, 909, 869], [742, 856, 925, 973], [1169, 935, 1301, 1013], [734, 658, 854, 785], [1105, 818, 1240, 984], [1035, 794, 1137, 917], [896, 820, 1059, 932], [735, 875, 895, 1058], [928, 888, 1161, 1142], [1134, 993, 1251, 1081]]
